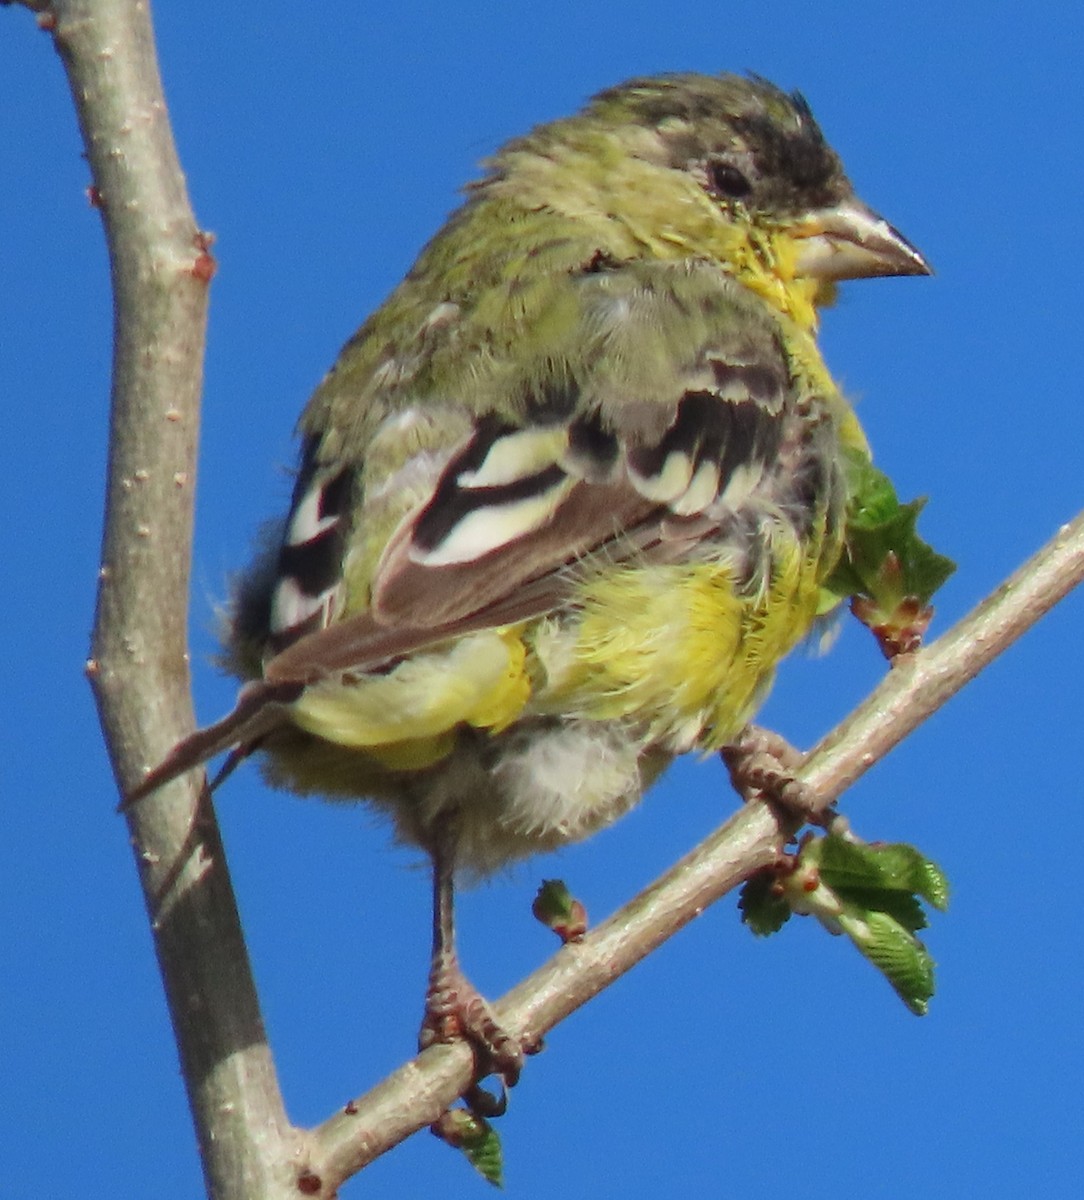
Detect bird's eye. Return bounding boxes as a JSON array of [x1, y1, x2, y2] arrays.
[[706, 160, 753, 200]]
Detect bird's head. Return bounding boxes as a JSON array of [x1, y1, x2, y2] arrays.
[[484, 73, 930, 329]]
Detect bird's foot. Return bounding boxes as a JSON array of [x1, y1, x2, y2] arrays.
[[721, 724, 821, 821], [420, 963, 524, 1114]]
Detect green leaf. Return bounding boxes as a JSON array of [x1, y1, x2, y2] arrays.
[[532, 878, 588, 942], [433, 1109, 505, 1187], [821, 451, 956, 657], [808, 832, 884, 885], [817, 838, 950, 914], [461, 1122, 504, 1188], [739, 871, 792, 936], [834, 886, 928, 934], [741, 833, 948, 1015], [837, 909, 937, 1016], [910, 854, 951, 913]]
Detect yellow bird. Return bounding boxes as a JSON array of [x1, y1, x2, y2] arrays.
[[133, 72, 929, 1084]]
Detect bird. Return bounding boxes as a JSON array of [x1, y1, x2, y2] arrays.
[[131, 72, 930, 1087]]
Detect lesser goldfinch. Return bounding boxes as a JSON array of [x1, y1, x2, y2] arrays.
[[133, 73, 929, 1081]]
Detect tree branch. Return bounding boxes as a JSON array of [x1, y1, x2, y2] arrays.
[[801, 513, 1084, 803], [301, 510, 1084, 1188], [23, 1, 302, 1197]]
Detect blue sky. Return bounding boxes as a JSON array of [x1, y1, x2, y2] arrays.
[[4, 2, 1084, 1196]]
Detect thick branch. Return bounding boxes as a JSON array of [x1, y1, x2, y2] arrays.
[[306, 510, 1084, 1187], [34, 2, 300, 1197]]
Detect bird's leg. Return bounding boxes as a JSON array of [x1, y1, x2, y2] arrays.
[[418, 824, 524, 1098], [720, 724, 823, 821]]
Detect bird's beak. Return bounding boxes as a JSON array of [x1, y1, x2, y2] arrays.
[[792, 196, 931, 281]]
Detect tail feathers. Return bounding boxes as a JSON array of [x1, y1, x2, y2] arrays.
[[122, 679, 305, 808]]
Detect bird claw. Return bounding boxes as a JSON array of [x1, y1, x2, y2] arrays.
[[463, 1079, 509, 1120], [419, 965, 524, 1094], [720, 724, 821, 820]]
